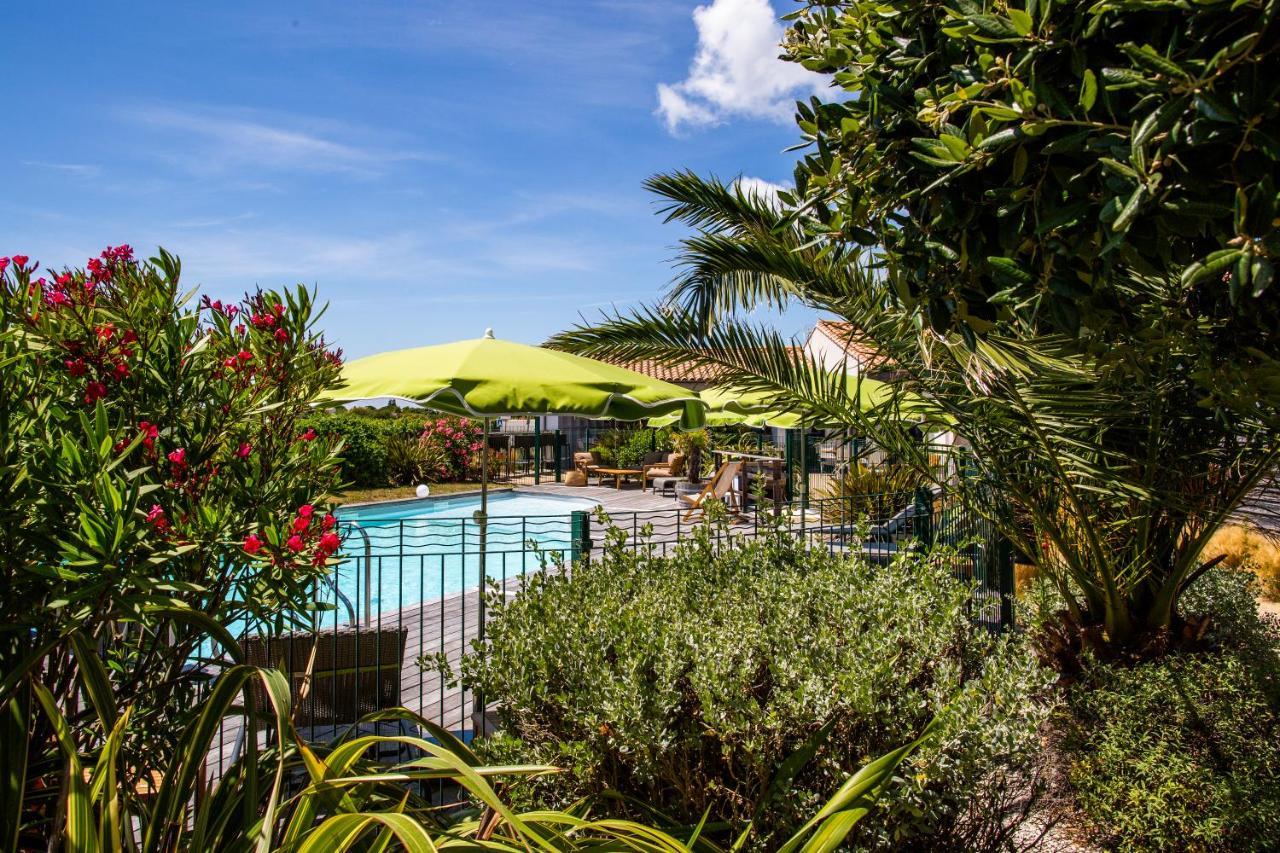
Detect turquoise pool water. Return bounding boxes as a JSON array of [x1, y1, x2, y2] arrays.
[[327, 491, 598, 619]]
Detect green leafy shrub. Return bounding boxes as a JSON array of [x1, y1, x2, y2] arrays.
[[456, 519, 1052, 850], [613, 427, 671, 470], [384, 430, 449, 485], [307, 411, 391, 487], [1063, 651, 1280, 852], [1060, 567, 1280, 851]]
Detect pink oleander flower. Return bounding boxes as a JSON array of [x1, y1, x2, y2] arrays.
[[297, 504, 314, 518], [243, 533, 264, 554], [236, 442, 252, 458], [167, 447, 187, 467], [286, 534, 305, 552]]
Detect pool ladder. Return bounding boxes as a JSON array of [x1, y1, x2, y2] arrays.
[[330, 522, 374, 627]]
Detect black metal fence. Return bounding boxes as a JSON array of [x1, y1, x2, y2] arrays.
[[205, 487, 1013, 785], [290, 488, 1014, 741]]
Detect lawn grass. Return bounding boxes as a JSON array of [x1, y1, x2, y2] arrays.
[[333, 482, 514, 506]]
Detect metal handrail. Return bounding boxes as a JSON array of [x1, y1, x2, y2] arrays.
[[343, 522, 374, 627]]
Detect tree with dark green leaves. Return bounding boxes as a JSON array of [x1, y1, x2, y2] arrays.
[[550, 0, 1280, 653]]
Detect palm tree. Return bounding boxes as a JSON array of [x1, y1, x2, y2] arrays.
[[548, 172, 1279, 653]]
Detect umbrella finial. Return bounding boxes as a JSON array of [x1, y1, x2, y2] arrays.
[[484, 328, 495, 339]]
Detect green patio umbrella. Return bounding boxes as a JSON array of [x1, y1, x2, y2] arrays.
[[646, 373, 922, 429], [323, 328, 705, 516], [328, 330, 705, 424]]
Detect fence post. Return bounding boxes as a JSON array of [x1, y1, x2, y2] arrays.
[[554, 429, 563, 483], [914, 487, 933, 547], [998, 534, 1015, 629], [570, 510, 591, 564], [534, 417, 542, 485]]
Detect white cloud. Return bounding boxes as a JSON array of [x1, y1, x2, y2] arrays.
[[734, 175, 786, 207], [657, 0, 819, 133], [129, 105, 434, 177], [23, 161, 101, 178]]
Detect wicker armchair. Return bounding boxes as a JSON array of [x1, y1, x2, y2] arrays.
[[240, 625, 409, 758], [642, 452, 685, 489]]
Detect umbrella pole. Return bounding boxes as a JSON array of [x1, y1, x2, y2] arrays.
[[476, 416, 490, 736]]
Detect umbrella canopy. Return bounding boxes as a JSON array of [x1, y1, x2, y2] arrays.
[[323, 330, 705, 428]]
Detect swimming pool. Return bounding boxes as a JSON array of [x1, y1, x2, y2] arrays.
[[328, 491, 598, 619]]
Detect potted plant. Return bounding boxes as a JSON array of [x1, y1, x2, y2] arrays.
[[671, 429, 709, 500]]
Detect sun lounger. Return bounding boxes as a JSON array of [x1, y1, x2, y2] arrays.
[[680, 460, 744, 521]]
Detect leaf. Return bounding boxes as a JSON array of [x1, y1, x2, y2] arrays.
[[987, 256, 1035, 285], [1079, 69, 1097, 112], [1110, 186, 1145, 234], [1008, 8, 1033, 36], [32, 683, 99, 853], [1120, 42, 1191, 82], [1181, 248, 1242, 287]]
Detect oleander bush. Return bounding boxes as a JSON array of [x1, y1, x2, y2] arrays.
[[455, 517, 1053, 851], [0, 247, 345, 846]]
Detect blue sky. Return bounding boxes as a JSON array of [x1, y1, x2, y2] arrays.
[[4, 0, 825, 358]]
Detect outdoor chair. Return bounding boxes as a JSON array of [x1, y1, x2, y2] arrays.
[[680, 461, 744, 521], [237, 626, 412, 764], [642, 452, 685, 490], [573, 451, 603, 484]]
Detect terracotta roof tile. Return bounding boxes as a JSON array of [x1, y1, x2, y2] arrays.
[[813, 319, 883, 366], [606, 348, 809, 387]]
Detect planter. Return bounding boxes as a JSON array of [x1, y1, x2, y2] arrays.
[[674, 481, 703, 501]]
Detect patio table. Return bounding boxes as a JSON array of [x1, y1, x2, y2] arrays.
[[594, 467, 644, 489]]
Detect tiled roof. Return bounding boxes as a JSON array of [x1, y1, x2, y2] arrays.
[[606, 358, 726, 384], [607, 348, 809, 387], [812, 319, 883, 365]]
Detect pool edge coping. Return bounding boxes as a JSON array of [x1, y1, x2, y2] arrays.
[[337, 485, 517, 511]]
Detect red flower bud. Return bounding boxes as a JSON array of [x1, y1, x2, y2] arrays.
[[236, 442, 252, 458], [286, 534, 305, 552], [274, 327, 288, 342], [167, 447, 186, 467], [297, 504, 314, 518], [292, 516, 310, 533], [319, 531, 341, 553], [237, 349, 253, 362], [321, 513, 336, 530], [65, 358, 87, 377], [243, 533, 264, 554], [299, 428, 316, 442], [12, 255, 28, 267]]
